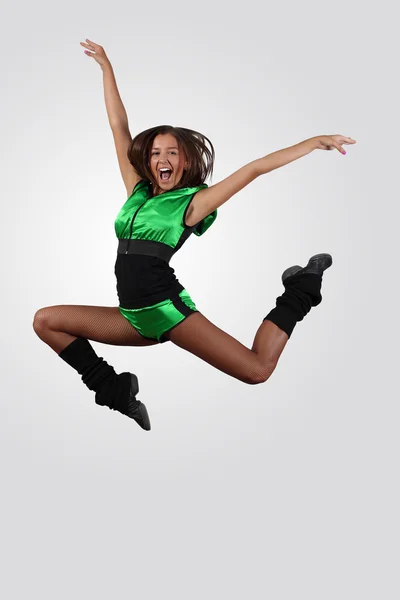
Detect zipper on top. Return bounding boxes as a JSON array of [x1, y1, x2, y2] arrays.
[[125, 199, 148, 254]]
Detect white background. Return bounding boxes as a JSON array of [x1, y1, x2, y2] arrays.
[[1, 0, 399, 598]]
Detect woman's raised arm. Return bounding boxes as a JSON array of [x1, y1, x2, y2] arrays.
[[188, 135, 356, 227], [80, 39, 141, 195]]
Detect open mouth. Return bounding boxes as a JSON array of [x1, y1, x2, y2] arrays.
[[159, 168, 172, 182]]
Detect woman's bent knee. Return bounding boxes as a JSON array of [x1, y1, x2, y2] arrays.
[[33, 307, 51, 336], [246, 362, 276, 385]]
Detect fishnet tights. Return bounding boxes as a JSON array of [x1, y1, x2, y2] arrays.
[[33, 305, 288, 385], [32, 305, 158, 354], [165, 312, 289, 385]]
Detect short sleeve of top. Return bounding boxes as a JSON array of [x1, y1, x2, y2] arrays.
[[192, 208, 217, 236], [187, 184, 217, 236]]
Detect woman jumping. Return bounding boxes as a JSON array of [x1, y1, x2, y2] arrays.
[[32, 39, 356, 431]]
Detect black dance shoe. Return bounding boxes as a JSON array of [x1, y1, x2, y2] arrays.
[[125, 373, 151, 431], [95, 372, 151, 431], [282, 253, 333, 284]]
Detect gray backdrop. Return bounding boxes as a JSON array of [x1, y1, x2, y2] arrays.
[[1, 0, 399, 598]]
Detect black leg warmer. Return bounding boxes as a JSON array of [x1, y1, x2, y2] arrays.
[[58, 337, 141, 416], [263, 273, 323, 339]]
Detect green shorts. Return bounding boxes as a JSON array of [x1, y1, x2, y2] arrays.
[[118, 288, 198, 343]]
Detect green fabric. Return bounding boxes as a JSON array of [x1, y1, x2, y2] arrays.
[[114, 180, 217, 247], [118, 289, 198, 342]]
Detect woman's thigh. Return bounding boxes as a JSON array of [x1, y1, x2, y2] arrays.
[[166, 312, 269, 384], [33, 304, 159, 347]]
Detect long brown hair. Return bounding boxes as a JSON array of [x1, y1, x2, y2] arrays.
[[128, 125, 215, 192]]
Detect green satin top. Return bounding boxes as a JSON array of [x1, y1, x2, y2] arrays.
[[114, 179, 217, 248]]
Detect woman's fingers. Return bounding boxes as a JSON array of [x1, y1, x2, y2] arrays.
[[86, 38, 100, 50], [341, 137, 356, 144], [332, 142, 346, 154], [331, 135, 357, 153], [316, 134, 356, 153], [80, 40, 102, 52], [336, 135, 356, 144], [80, 43, 94, 56], [80, 39, 109, 67]]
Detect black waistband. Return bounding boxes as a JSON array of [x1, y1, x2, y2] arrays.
[[117, 239, 175, 263]]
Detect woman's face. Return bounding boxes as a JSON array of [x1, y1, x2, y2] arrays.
[[149, 133, 187, 194]]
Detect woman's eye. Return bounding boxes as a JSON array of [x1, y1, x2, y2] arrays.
[[152, 151, 176, 156]]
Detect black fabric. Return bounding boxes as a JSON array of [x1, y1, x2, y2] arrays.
[[94, 371, 132, 413], [114, 253, 184, 309], [159, 295, 197, 343], [58, 337, 140, 413], [117, 238, 175, 262], [264, 273, 323, 338], [171, 296, 195, 317], [174, 222, 196, 253], [264, 306, 298, 339], [58, 337, 107, 378]]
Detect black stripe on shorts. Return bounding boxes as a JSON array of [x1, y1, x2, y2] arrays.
[[159, 295, 197, 343]]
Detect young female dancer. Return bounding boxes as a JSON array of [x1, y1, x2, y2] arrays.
[[32, 39, 356, 431]]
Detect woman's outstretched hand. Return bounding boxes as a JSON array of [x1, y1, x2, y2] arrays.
[[315, 135, 357, 154], [80, 39, 110, 69]]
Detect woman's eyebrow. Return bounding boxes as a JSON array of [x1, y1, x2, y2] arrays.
[[152, 146, 179, 150]]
